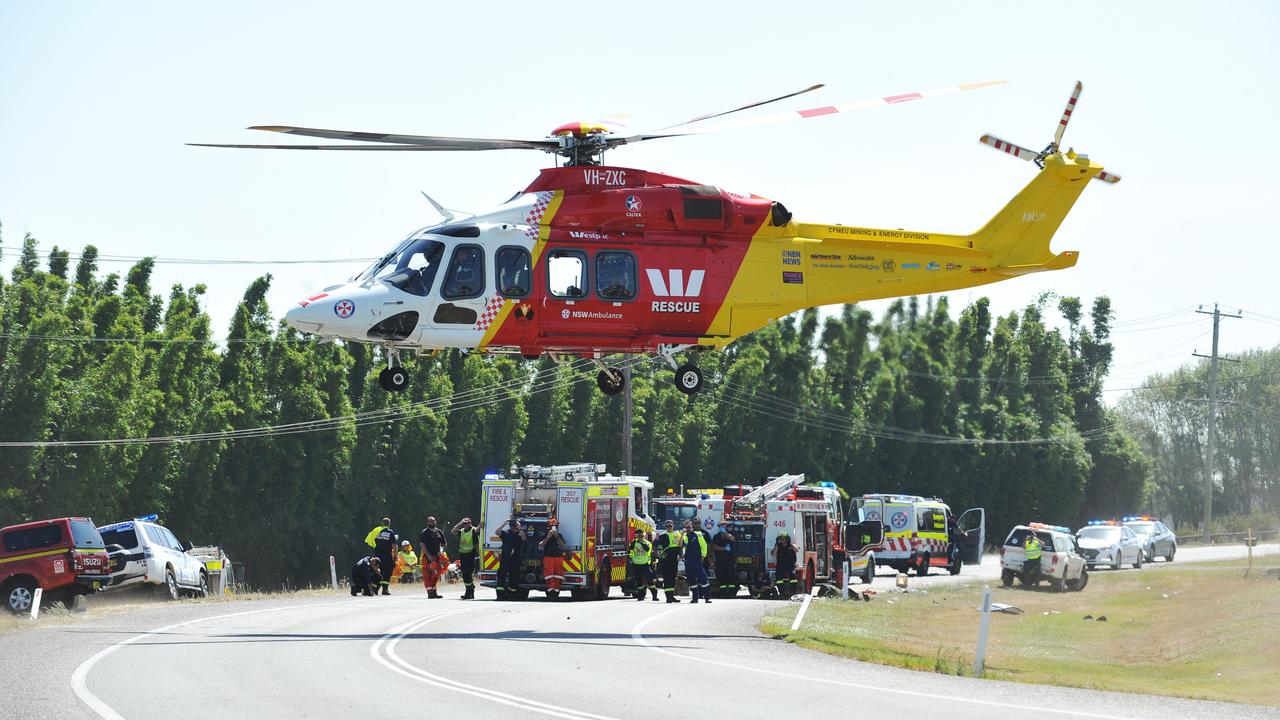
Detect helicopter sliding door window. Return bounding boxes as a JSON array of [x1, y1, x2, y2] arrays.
[[547, 249, 588, 299], [441, 244, 485, 300], [495, 246, 531, 298], [595, 251, 636, 301]]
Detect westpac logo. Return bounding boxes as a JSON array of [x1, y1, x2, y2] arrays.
[[646, 269, 705, 313]]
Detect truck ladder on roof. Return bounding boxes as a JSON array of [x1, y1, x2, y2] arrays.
[[732, 473, 805, 514]]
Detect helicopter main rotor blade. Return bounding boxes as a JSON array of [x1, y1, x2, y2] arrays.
[[186, 143, 529, 151], [979, 134, 1039, 162], [193, 126, 561, 152], [632, 80, 1006, 142], [660, 84, 826, 130], [1054, 81, 1083, 149]]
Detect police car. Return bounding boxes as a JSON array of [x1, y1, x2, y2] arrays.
[[1000, 522, 1088, 592], [1075, 520, 1143, 570], [98, 515, 209, 599], [1122, 516, 1177, 563]]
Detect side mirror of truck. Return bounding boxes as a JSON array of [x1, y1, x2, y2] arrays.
[[846, 519, 884, 555]]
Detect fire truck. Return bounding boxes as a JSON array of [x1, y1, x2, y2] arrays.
[[478, 463, 655, 600], [698, 475, 848, 598]]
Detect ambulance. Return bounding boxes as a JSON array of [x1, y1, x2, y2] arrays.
[[478, 463, 655, 600], [853, 494, 985, 576]]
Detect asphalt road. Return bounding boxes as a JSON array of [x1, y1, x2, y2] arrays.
[[2, 543, 1276, 720]]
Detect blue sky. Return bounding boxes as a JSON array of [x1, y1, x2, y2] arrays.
[[2, 1, 1277, 398]]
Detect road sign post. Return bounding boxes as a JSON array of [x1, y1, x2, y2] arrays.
[[790, 584, 820, 631], [841, 560, 850, 600], [329, 555, 338, 590], [974, 585, 993, 676], [30, 587, 42, 620]]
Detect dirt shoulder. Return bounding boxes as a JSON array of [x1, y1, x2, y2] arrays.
[[762, 555, 1280, 707]]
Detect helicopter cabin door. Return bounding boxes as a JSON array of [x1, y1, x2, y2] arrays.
[[426, 243, 491, 348], [539, 247, 639, 342]]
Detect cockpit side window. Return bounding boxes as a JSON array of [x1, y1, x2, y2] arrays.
[[379, 239, 444, 297], [547, 249, 587, 299], [442, 244, 485, 300], [495, 247, 531, 298]]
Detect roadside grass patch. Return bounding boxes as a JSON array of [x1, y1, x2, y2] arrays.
[[762, 556, 1280, 706]]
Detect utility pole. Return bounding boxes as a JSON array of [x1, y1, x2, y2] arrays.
[[622, 364, 633, 475], [1193, 304, 1240, 540]]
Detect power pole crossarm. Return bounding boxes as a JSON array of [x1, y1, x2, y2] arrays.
[[1192, 304, 1242, 539]]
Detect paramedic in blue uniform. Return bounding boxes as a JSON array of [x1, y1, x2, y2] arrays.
[[682, 520, 711, 603]]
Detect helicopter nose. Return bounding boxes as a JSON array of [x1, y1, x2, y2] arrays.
[[285, 296, 328, 335]]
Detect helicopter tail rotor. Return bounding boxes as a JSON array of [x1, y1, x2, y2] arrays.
[[978, 81, 1120, 184]]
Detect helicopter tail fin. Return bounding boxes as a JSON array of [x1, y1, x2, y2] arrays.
[[968, 153, 1105, 276]]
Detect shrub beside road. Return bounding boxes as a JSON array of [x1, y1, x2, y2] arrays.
[[762, 555, 1280, 706]]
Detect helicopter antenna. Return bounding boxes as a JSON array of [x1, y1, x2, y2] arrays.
[[420, 191, 456, 222]]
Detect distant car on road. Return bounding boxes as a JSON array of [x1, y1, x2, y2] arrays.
[[98, 516, 209, 600], [1122, 516, 1177, 562], [1076, 521, 1143, 570], [1, 517, 114, 613], [1000, 522, 1088, 592]]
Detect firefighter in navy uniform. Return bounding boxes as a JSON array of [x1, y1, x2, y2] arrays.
[[364, 517, 397, 595], [628, 533, 655, 601], [772, 531, 799, 598], [656, 520, 683, 603], [452, 517, 481, 599], [492, 517, 526, 600], [682, 520, 711, 604], [711, 526, 736, 598], [350, 556, 382, 597]]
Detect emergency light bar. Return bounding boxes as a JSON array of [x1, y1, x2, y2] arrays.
[[1029, 521, 1071, 533], [1122, 515, 1158, 522], [1086, 519, 1119, 526]]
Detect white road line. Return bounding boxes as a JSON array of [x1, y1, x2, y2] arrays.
[[370, 607, 616, 720], [71, 599, 362, 720], [629, 609, 1140, 720]]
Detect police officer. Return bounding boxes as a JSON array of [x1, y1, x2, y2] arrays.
[[350, 556, 382, 597], [364, 517, 397, 595], [419, 516, 447, 599], [628, 532, 655, 601], [1023, 532, 1043, 584], [772, 531, 799, 598], [682, 520, 711, 604], [711, 526, 736, 598], [655, 520, 683, 603], [451, 517, 481, 600], [492, 517, 526, 600]]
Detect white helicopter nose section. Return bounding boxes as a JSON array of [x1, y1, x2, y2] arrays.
[[286, 288, 368, 337]]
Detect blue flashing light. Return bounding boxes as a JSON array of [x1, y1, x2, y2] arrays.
[[98, 520, 136, 533], [819, 481, 837, 488], [1087, 519, 1118, 526], [484, 473, 500, 481], [135, 513, 158, 523], [1122, 515, 1157, 523]]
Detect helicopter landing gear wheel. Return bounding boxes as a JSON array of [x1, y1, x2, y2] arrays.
[[596, 367, 625, 395], [379, 366, 409, 392], [674, 364, 703, 395]]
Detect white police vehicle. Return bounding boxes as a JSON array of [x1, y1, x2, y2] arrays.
[[1076, 520, 1143, 570], [1000, 522, 1088, 592], [97, 515, 209, 599]]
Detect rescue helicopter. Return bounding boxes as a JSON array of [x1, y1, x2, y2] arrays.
[[192, 80, 1118, 395]]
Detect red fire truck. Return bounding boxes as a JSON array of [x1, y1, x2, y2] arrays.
[[479, 463, 655, 600]]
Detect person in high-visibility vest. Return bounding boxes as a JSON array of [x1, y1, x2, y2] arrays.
[[628, 533, 655, 601], [391, 541, 418, 584], [655, 521, 683, 604], [1024, 533, 1043, 582], [682, 520, 711, 604], [364, 517, 397, 595], [452, 517, 481, 600]]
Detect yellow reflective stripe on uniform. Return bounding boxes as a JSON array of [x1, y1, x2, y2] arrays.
[[0, 548, 69, 564]]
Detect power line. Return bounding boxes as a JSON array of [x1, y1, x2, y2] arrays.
[[0, 245, 374, 266]]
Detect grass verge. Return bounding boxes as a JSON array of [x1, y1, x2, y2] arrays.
[[761, 556, 1280, 706]]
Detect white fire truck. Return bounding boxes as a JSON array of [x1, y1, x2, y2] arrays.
[[478, 463, 655, 600], [696, 475, 850, 597]]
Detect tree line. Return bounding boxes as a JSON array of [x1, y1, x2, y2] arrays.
[[0, 230, 1267, 586]]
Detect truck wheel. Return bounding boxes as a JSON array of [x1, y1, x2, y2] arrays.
[[863, 557, 876, 585], [5, 579, 36, 613], [948, 552, 962, 576], [595, 565, 611, 600], [1075, 568, 1089, 591], [914, 554, 929, 576], [1051, 577, 1065, 593], [70, 594, 88, 613], [1000, 569, 1014, 587]]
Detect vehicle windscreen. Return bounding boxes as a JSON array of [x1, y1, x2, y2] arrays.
[[99, 526, 139, 550], [70, 519, 105, 549], [364, 237, 446, 296], [1078, 526, 1121, 541], [653, 504, 697, 525], [1125, 522, 1155, 537]]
